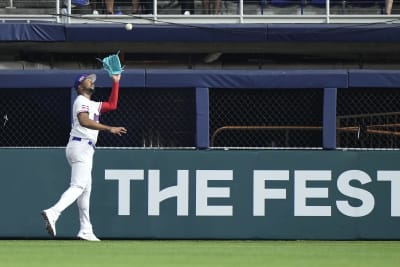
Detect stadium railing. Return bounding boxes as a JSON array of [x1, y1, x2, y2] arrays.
[[0, 0, 399, 23]]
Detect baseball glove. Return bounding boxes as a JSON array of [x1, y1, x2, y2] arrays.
[[97, 51, 124, 77]]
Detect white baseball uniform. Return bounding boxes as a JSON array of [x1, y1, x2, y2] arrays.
[[42, 74, 120, 240], [48, 94, 103, 236]]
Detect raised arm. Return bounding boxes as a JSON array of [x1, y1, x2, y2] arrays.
[[101, 74, 121, 113]]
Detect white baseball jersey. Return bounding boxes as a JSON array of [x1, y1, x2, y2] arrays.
[[70, 95, 102, 143]]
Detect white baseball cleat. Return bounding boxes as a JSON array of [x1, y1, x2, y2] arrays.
[[77, 232, 101, 242], [41, 209, 57, 237]]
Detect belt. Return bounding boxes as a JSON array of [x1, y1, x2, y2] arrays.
[[71, 136, 96, 148]]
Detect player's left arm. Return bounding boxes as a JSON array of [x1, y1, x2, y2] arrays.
[[101, 74, 121, 113], [78, 112, 127, 136]]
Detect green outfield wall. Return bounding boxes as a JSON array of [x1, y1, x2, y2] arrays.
[[1, 148, 399, 240]]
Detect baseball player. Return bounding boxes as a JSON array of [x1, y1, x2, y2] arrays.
[[41, 73, 127, 241]]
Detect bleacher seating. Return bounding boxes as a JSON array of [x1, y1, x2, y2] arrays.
[[343, 0, 385, 14], [261, 0, 304, 15], [0, 0, 397, 19], [0, 0, 55, 8], [304, 0, 343, 14], [0, 0, 56, 15], [270, 0, 298, 6]]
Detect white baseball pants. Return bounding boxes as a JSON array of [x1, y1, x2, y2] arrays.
[[50, 138, 95, 234]]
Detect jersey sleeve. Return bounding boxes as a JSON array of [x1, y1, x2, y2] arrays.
[[75, 96, 91, 115], [100, 81, 119, 113]]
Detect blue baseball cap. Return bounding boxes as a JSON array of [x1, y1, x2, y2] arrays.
[[73, 73, 96, 90]]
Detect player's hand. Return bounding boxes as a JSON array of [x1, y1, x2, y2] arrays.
[[110, 126, 127, 136], [112, 74, 121, 83]]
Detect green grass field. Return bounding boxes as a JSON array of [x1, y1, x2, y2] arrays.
[[0, 240, 399, 267]]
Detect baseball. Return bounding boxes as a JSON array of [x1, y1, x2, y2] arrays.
[[125, 23, 133, 31]]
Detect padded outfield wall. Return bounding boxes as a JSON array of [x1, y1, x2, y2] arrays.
[[0, 149, 400, 239], [1, 69, 400, 239]]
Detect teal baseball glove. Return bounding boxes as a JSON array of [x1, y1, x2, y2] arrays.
[[98, 51, 124, 77]]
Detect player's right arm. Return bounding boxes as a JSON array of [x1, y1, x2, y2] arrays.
[[101, 74, 121, 113], [78, 112, 127, 136]]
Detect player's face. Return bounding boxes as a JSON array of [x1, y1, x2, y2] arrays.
[[80, 78, 96, 94]]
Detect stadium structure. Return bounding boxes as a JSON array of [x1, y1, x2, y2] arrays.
[[1, 1, 400, 240]]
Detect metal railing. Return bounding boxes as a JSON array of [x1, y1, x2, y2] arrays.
[[210, 114, 400, 149], [0, 0, 399, 24], [336, 111, 400, 149], [210, 125, 323, 148]]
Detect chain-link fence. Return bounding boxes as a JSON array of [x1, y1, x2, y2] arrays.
[[2, 85, 400, 149], [93, 87, 196, 148], [0, 87, 196, 148], [0, 88, 71, 147], [337, 88, 400, 149], [209, 88, 323, 148]]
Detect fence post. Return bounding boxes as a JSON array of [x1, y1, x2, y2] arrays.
[[6, 0, 15, 9], [323, 87, 337, 149], [196, 87, 210, 149]]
